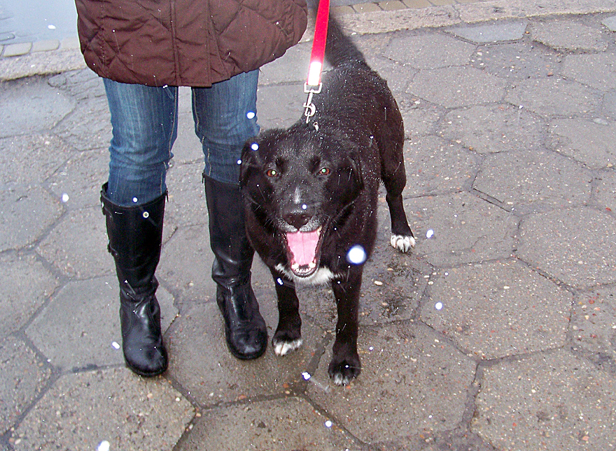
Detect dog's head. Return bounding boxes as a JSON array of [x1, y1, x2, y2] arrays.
[[240, 125, 364, 278]]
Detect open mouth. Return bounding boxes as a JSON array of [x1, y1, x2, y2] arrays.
[[285, 227, 323, 277]]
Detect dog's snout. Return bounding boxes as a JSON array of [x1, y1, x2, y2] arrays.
[[282, 205, 313, 230]]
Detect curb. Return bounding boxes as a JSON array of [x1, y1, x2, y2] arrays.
[[1, 0, 616, 82]]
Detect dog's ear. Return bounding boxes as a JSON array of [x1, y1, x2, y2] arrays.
[[240, 129, 289, 186], [239, 138, 266, 188]]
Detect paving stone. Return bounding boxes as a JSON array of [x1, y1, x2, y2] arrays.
[[358, 241, 430, 325], [13, 368, 194, 451], [602, 91, 616, 118], [0, 48, 83, 81], [176, 397, 358, 450], [530, 20, 609, 52], [517, 207, 616, 288], [0, 252, 59, 337], [428, 0, 455, 5], [0, 134, 73, 187], [353, 2, 382, 13], [256, 82, 305, 129], [25, 276, 176, 372], [2, 43, 32, 58], [446, 21, 528, 43], [562, 52, 616, 91], [355, 32, 396, 66], [46, 149, 108, 211], [380, 1, 407, 12], [402, 0, 431, 7], [331, 5, 355, 15], [48, 69, 106, 102], [595, 169, 616, 212], [0, 76, 75, 138], [36, 206, 110, 279], [46, 71, 111, 151], [404, 135, 479, 195], [308, 322, 475, 443], [158, 225, 215, 303], [399, 98, 442, 138], [166, 301, 323, 406], [0, 184, 63, 252], [369, 57, 418, 99], [405, 192, 518, 267], [439, 104, 545, 154], [506, 78, 602, 117], [472, 350, 616, 450], [31, 40, 60, 53], [385, 33, 476, 69], [53, 98, 112, 152], [602, 15, 616, 31], [60, 36, 80, 51], [376, 428, 502, 450], [165, 161, 208, 228], [570, 287, 616, 370], [422, 260, 572, 359], [473, 148, 593, 214], [549, 117, 616, 169], [0, 336, 51, 435], [408, 66, 507, 108], [471, 42, 563, 79]]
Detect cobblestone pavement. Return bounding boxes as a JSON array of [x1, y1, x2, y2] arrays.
[[2, 1, 616, 450]]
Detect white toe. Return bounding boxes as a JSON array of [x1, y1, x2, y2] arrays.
[[273, 338, 303, 356], [390, 234, 415, 253]]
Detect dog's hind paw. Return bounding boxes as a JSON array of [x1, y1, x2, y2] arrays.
[[273, 338, 303, 356], [390, 234, 416, 253]]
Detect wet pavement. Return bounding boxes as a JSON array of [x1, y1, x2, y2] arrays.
[[2, 0, 616, 449]]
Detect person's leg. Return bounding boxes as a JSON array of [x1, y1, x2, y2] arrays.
[[102, 79, 179, 376], [104, 79, 178, 205], [193, 71, 267, 360], [194, 70, 259, 185]]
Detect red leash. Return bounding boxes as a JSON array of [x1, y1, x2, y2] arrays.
[[304, 0, 330, 124]]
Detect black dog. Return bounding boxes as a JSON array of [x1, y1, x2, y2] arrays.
[[240, 16, 415, 385]]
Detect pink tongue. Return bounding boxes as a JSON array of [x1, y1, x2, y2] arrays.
[[286, 230, 320, 266]]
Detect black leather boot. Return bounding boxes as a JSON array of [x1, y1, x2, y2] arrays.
[[204, 174, 267, 360], [101, 184, 168, 376]]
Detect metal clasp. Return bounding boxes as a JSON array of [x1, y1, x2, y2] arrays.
[[303, 83, 322, 123]]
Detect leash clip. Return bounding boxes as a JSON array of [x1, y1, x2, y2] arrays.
[[303, 82, 322, 123]]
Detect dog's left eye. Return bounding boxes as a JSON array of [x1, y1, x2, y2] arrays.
[[319, 167, 331, 176], [266, 169, 279, 178]]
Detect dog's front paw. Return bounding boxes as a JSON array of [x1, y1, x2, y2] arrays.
[[328, 353, 361, 386], [390, 234, 416, 253], [272, 336, 303, 356]]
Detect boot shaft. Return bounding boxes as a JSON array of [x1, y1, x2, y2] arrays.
[[101, 183, 166, 297], [203, 174, 254, 286]]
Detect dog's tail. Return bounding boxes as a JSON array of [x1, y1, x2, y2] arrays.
[[325, 16, 367, 68]]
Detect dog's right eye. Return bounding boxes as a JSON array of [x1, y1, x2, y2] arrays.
[[266, 169, 279, 178]]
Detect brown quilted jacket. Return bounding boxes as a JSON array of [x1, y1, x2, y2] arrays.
[[76, 0, 308, 87]]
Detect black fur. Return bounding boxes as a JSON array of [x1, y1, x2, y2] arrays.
[[240, 16, 414, 385]]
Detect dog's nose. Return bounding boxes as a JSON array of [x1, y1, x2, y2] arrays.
[[282, 205, 313, 230]]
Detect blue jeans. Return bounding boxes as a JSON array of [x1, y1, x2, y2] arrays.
[[103, 71, 260, 206]]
